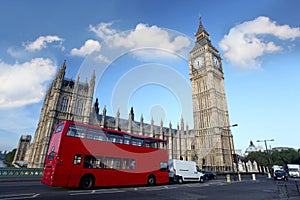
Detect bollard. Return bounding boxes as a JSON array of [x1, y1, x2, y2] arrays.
[[252, 174, 256, 181], [267, 172, 271, 179], [238, 173, 241, 182], [226, 174, 231, 182]]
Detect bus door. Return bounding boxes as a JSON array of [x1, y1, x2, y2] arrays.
[[66, 154, 83, 187]]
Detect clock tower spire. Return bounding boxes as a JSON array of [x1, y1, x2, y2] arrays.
[[195, 15, 210, 42], [189, 17, 234, 173]]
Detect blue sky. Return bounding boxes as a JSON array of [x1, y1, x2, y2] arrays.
[[0, 0, 300, 153]]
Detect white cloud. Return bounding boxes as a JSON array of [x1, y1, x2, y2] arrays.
[[95, 54, 110, 63], [0, 58, 57, 108], [89, 22, 191, 60], [24, 35, 64, 51], [219, 16, 300, 68], [70, 39, 101, 56], [89, 22, 117, 40]]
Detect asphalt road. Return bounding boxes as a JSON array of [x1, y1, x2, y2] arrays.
[[0, 175, 299, 200]]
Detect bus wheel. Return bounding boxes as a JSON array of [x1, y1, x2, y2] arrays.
[[147, 175, 156, 186], [80, 175, 94, 190]]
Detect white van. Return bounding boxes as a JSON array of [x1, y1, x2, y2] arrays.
[[287, 164, 300, 178], [168, 159, 204, 183]]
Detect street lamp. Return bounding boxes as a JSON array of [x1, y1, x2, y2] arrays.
[[257, 139, 274, 174]]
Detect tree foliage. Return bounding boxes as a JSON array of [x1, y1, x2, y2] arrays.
[[246, 149, 300, 167], [4, 149, 16, 166]]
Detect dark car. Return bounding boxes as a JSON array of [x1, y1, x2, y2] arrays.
[[274, 170, 288, 181], [202, 170, 217, 180]]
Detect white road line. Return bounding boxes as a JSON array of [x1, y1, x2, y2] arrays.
[[69, 190, 125, 196], [0, 194, 36, 198], [0, 193, 40, 200], [68, 188, 120, 193], [144, 186, 177, 191]]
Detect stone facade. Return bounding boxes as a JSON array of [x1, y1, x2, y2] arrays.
[[23, 18, 234, 172], [188, 18, 234, 172], [13, 135, 31, 167], [24, 61, 96, 168]]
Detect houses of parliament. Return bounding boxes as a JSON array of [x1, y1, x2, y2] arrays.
[[15, 18, 235, 173]]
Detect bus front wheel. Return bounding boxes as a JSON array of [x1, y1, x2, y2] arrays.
[[147, 175, 156, 186], [80, 175, 94, 190]]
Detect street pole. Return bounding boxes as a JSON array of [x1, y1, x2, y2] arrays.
[[257, 139, 274, 176]]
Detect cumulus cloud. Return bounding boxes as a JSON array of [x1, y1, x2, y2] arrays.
[[0, 58, 57, 108], [70, 39, 101, 56], [24, 35, 64, 51], [89, 22, 191, 60], [89, 22, 117, 40], [70, 39, 110, 63], [219, 16, 300, 68]]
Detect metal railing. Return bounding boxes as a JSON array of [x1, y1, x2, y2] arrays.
[[0, 168, 43, 177]]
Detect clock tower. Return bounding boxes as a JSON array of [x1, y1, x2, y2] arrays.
[[189, 17, 234, 172]]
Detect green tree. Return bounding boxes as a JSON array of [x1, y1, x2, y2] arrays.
[[246, 149, 300, 168], [271, 149, 299, 166], [246, 151, 269, 166], [4, 149, 16, 167]]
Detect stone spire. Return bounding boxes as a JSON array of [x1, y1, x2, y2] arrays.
[[54, 60, 66, 88], [129, 107, 134, 121], [101, 105, 106, 127], [150, 117, 154, 137], [115, 109, 120, 130], [195, 15, 210, 43], [140, 114, 144, 135], [128, 108, 133, 133]]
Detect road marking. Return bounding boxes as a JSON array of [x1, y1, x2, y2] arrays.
[[69, 188, 125, 196], [0, 193, 40, 200], [131, 185, 178, 191]]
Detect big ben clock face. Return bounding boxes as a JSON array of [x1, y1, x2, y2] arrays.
[[193, 56, 204, 69], [213, 55, 220, 69]]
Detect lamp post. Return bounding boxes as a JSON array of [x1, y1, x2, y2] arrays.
[[221, 124, 238, 180], [257, 139, 274, 174]]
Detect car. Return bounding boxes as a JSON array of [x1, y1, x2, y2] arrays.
[[202, 170, 217, 180], [274, 170, 288, 181]]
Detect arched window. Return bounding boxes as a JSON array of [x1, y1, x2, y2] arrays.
[[61, 97, 69, 112], [76, 100, 84, 115]]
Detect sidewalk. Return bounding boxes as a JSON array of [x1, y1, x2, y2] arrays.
[[0, 177, 41, 182]]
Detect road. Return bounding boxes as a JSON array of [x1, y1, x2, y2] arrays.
[[0, 175, 299, 200]]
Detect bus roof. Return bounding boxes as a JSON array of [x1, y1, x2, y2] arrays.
[[61, 120, 167, 142]]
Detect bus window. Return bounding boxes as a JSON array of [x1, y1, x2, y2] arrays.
[[87, 128, 107, 141], [48, 152, 55, 160], [105, 157, 121, 169], [121, 158, 130, 170], [160, 162, 168, 172], [123, 134, 131, 145], [67, 124, 86, 138], [73, 154, 82, 165], [132, 137, 144, 146], [158, 141, 167, 149], [145, 139, 157, 148], [130, 159, 136, 170], [84, 155, 104, 168], [107, 132, 123, 144], [55, 124, 64, 133], [84, 155, 95, 168]]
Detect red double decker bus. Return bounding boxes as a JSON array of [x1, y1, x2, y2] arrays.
[[41, 120, 169, 189]]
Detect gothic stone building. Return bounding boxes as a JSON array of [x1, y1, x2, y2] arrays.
[[25, 61, 96, 168], [12, 135, 32, 167], [24, 18, 234, 172]]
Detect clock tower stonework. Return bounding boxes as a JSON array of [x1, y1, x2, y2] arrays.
[[189, 18, 234, 172]]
